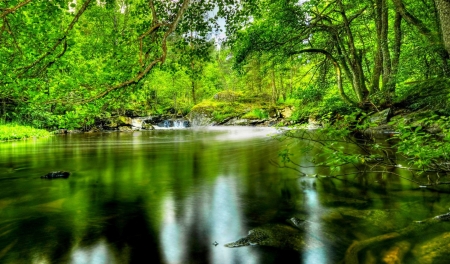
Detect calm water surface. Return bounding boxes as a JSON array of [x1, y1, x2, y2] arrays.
[[1, 127, 450, 264]]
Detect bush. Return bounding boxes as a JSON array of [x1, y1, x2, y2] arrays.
[[242, 108, 268, 119], [395, 78, 450, 114], [0, 123, 51, 141]]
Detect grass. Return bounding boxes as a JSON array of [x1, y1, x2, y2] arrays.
[[0, 123, 51, 141]]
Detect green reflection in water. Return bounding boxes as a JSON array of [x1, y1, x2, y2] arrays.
[[0, 128, 450, 264]]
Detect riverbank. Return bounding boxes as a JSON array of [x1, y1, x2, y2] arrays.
[[0, 124, 51, 141]]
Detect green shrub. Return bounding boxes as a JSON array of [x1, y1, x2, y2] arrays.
[[242, 108, 268, 119], [0, 123, 51, 141]]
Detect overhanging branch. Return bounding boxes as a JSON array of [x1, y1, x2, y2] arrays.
[[291, 48, 357, 106], [17, 0, 93, 76], [0, 0, 32, 19]]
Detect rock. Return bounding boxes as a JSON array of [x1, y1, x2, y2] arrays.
[[225, 217, 349, 252], [224, 223, 323, 251], [369, 108, 391, 125], [224, 118, 250, 126], [381, 241, 411, 264], [411, 232, 450, 263], [118, 126, 133, 132], [53, 129, 68, 134], [117, 116, 133, 126], [307, 117, 323, 129], [142, 122, 155, 130], [187, 112, 215, 126], [41, 171, 70, 179], [87, 127, 101, 133], [104, 116, 133, 129], [67, 129, 83, 133], [281, 107, 294, 119]]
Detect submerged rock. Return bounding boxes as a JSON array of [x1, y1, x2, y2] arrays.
[[41, 171, 70, 179], [224, 223, 322, 251], [411, 232, 450, 264]]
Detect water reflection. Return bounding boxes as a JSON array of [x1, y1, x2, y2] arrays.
[[71, 239, 112, 264], [1, 128, 450, 263], [302, 181, 328, 264], [160, 197, 187, 264]]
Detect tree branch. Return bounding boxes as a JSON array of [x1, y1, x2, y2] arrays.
[[17, 0, 93, 76], [0, 0, 32, 19], [290, 48, 357, 106], [76, 0, 191, 103], [391, 0, 436, 41]]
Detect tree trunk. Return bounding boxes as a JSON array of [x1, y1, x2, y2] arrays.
[[337, 0, 369, 104], [380, 0, 392, 91], [191, 80, 196, 105], [435, 0, 450, 56], [390, 12, 402, 94], [280, 72, 286, 101], [271, 65, 277, 105]]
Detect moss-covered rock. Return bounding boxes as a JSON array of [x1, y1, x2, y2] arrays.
[[411, 232, 450, 263]]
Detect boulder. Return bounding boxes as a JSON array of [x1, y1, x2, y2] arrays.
[[187, 112, 215, 126], [142, 122, 155, 130], [281, 106, 294, 119], [369, 108, 391, 125], [104, 116, 133, 129], [118, 126, 133, 132]]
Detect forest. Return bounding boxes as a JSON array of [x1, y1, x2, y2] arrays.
[[1, 0, 449, 130], [3, 1, 450, 263]]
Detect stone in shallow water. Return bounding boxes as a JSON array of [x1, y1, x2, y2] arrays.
[[41, 171, 70, 179], [224, 223, 323, 251], [381, 241, 411, 264]]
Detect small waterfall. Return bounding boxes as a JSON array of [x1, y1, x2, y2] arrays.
[[131, 116, 190, 129], [131, 118, 144, 129], [173, 120, 190, 128], [156, 119, 190, 128], [158, 120, 173, 128]]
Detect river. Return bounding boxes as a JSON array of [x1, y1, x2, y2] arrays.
[[1, 127, 450, 263]]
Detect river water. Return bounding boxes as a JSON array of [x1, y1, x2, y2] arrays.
[[1, 127, 450, 264]]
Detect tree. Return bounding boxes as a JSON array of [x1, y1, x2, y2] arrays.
[[229, 0, 448, 108], [0, 0, 243, 125], [435, 0, 450, 57]]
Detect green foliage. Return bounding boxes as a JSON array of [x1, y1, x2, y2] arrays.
[[293, 85, 325, 104], [242, 108, 268, 119], [278, 112, 450, 185], [1, 0, 449, 129], [395, 78, 450, 114], [0, 123, 51, 141], [291, 94, 355, 123], [391, 115, 450, 172]]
